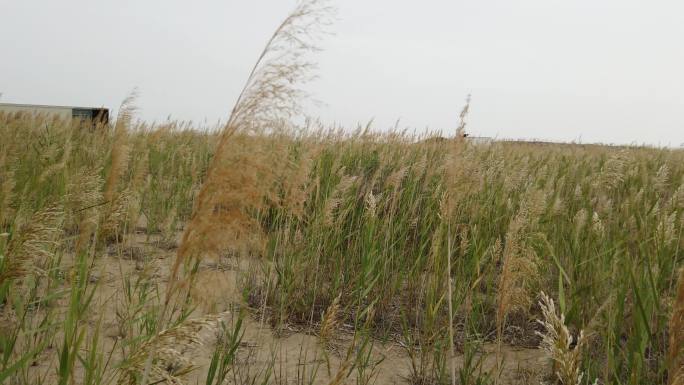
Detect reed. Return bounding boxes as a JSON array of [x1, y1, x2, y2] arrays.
[[536, 292, 589, 385], [669, 268, 684, 385], [117, 313, 225, 385], [1, 107, 683, 385], [169, 0, 335, 293]]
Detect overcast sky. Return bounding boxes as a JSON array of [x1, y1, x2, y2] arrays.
[[2, 0, 683, 146]]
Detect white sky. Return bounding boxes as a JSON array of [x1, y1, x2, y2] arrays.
[[2, 0, 683, 146]]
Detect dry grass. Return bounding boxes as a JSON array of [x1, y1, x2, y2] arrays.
[[319, 293, 342, 348], [170, 0, 335, 293], [118, 313, 225, 385]]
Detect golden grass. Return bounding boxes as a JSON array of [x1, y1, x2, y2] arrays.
[[170, 0, 335, 295]]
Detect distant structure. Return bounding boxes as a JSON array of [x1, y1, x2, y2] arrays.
[[466, 136, 494, 145], [419, 135, 494, 145], [0, 103, 109, 126]]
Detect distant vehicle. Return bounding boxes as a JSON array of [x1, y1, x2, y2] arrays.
[[0, 103, 109, 126]]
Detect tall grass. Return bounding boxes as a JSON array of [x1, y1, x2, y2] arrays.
[[242, 135, 684, 384], [1, 105, 683, 385]]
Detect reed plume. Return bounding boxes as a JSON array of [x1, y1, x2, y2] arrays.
[[536, 292, 589, 385], [0, 169, 15, 229], [496, 189, 545, 332], [125, 136, 150, 232], [327, 343, 355, 385], [495, 188, 544, 377], [281, 144, 317, 220], [103, 92, 136, 205], [323, 173, 357, 227], [170, 0, 335, 291], [68, 169, 104, 253], [595, 150, 628, 190], [655, 164, 671, 193], [147, 5, 334, 384], [117, 313, 225, 385], [100, 91, 137, 240], [0, 205, 63, 283], [454, 94, 471, 142], [319, 293, 342, 348]]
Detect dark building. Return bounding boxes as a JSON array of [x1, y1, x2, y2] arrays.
[[0, 103, 109, 126]]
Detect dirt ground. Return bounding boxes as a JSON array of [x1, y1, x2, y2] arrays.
[[27, 230, 549, 385]]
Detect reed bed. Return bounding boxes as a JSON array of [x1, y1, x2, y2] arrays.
[[0, 109, 682, 384], [1, 1, 683, 383]]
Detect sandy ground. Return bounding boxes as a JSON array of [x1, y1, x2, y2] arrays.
[[24, 230, 548, 385]]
